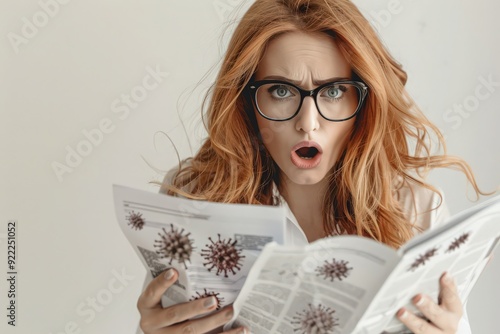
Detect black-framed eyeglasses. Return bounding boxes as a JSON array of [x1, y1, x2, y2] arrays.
[[247, 79, 368, 122]]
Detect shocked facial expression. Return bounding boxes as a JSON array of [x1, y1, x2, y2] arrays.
[[253, 31, 357, 186]]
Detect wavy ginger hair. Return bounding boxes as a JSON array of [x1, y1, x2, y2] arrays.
[[165, 0, 485, 248]]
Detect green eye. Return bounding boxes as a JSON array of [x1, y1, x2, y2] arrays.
[[327, 87, 340, 98], [276, 87, 288, 97], [320, 84, 348, 100], [269, 85, 294, 98]]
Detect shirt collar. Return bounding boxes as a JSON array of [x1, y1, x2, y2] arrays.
[[271, 182, 309, 244]]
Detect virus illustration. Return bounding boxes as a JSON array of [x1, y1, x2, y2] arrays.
[[201, 234, 245, 277], [409, 247, 439, 271], [315, 259, 352, 282], [291, 303, 339, 334], [446, 232, 470, 253], [126, 210, 145, 230], [190, 288, 225, 310], [154, 224, 194, 269]]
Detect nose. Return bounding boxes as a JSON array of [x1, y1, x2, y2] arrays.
[[295, 96, 320, 133]]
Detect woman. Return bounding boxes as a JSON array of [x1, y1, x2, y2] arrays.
[[137, 0, 486, 333]]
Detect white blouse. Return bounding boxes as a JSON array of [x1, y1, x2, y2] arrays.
[[277, 179, 450, 246]]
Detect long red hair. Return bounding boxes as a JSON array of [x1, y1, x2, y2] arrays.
[[163, 0, 486, 248]]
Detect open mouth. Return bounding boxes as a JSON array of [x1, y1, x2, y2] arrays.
[[290, 141, 323, 169], [295, 147, 319, 160]]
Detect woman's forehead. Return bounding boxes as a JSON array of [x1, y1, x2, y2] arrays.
[[255, 31, 351, 84]]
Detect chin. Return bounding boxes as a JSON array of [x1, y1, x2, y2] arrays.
[[285, 169, 329, 187]]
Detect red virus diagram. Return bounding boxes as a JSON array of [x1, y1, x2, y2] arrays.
[[409, 247, 439, 271], [315, 259, 352, 281], [201, 234, 245, 277], [126, 210, 145, 230], [190, 288, 225, 310], [291, 303, 339, 334], [154, 224, 194, 269], [446, 232, 470, 253]]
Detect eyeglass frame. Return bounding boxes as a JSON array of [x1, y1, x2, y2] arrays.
[[247, 79, 369, 122]]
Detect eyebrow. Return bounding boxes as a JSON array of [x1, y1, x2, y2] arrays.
[[261, 75, 351, 86]]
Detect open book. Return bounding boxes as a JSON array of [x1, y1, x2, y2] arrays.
[[113, 184, 500, 334]]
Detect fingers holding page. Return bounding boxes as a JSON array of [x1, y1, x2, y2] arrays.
[[137, 268, 247, 334], [142, 296, 220, 331], [407, 294, 458, 332], [437, 272, 463, 316], [397, 272, 463, 333], [397, 307, 437, 334], [137, 268, 177, 311], [166, 305, 235, 334]]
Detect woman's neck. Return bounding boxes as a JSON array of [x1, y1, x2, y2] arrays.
[[280, 177, 328, 243]]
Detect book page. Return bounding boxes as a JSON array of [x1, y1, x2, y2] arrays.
[[225, 236, 400, 334], [356, 194, 500, 334], [113, 184, 286, 311]]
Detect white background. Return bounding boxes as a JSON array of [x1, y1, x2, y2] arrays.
[[1, 0, 499, 333]]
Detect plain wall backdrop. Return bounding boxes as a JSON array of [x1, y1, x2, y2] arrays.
[[1, 0, 499, 333]]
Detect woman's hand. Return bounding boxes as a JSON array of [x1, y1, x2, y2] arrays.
[[397, 272, 463, 333], [137, 268, 247, 334]]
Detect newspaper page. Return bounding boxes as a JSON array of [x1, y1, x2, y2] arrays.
[[358, 194, 500, 333], [225, 236, 400, 334], [113, 184, 286, 311], [226, 194, 500, 334]]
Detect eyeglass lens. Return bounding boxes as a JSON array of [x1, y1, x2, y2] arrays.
[[255, 82, 361, 120]]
